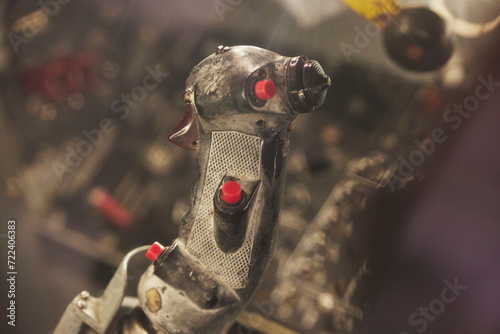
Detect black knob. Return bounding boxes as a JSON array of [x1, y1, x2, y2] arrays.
[[383, 7, 453, 72], [288, 56, 331, 113]]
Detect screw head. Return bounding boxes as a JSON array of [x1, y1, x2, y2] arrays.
[[216, 45, 231, 54], [76, 300, 86, 309], [80, 291, 90, 300], [145, 288, 162, 313], [183, 89, 193, 103]]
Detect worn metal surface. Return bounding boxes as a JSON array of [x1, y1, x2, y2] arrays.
[[53, 246, 149, 334], [137, 45, 330, 334]]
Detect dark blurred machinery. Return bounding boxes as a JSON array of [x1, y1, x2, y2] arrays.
[[0, 0, 499, 333]]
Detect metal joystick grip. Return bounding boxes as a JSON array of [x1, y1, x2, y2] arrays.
[[137, 45, 330, 334]]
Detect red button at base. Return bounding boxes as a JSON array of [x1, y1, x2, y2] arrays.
[[146, 242, 165, 262], [222, 181, 242, 205]]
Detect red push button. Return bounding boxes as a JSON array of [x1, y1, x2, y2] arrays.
[[146, 242, 165, 262], [221, 181, 242, 205], [254, 80, 276, 100]]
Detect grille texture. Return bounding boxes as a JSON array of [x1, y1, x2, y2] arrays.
[[187, 131, 261, 289]]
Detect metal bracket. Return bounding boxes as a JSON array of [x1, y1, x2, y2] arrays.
[[53, 246, 149, 334]]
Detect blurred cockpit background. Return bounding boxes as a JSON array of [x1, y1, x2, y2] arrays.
[[0, 0, 500, 333]]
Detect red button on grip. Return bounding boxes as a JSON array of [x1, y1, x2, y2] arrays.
[[146, 242, 165, 262], [222, 181, 242, 205], [254, 80, 276, 100]]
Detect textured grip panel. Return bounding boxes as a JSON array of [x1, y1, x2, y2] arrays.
[[186, 131, 261, 289]]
